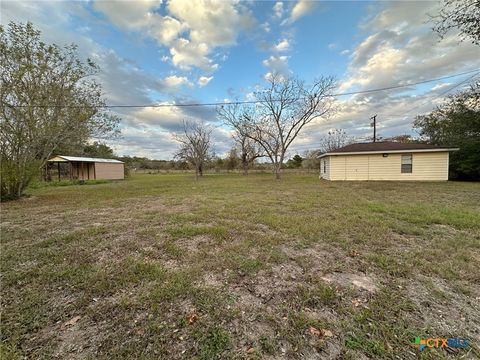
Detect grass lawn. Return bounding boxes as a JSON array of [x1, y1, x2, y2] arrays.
[[1, 173, 479, 359]]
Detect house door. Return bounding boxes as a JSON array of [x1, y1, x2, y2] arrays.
[[345, 156, 369, 180]]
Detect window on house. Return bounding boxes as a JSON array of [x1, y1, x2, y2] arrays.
[[401, 154, 412, 173]]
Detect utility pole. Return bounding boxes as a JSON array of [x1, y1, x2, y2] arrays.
[[370, 115, 377, 142]]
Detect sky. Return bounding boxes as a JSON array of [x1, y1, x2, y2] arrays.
[[1, 0, 479, 159]]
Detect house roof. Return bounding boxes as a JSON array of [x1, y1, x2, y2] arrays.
[[48, 155, 123, 163], [319, 141, 458, 158]]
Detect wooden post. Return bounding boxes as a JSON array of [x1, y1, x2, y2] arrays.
[[370, 115, 377, 142]]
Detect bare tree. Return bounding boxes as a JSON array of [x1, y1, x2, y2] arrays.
[[430, 0, 480, 45], [217, 102, 264, 175], [236, 134, 263, 175], [219, 73, 336, 179], [173, 120, 212, 180], [318, 128, 354, 153], [301, 149, 322, 170]]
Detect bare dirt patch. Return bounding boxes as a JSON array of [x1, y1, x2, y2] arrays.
[[321, 272, 378, 293]]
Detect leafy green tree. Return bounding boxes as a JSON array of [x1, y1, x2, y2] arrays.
[[286, 154, 303, 168], [82, 142, 115, 158], [414, 83, 480, 180], [0, 22, 119, 200]]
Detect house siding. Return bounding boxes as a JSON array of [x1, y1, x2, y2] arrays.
[[326, 152, 449, 181], [320, 157, 330, 180], [94, 163, 124, 180]]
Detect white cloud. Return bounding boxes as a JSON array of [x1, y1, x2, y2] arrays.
[[118, 103, 232, 158], [431, 83, 452, 91], [263, 55, 290, 81], [340, 49, 350, 56], [94, 0, 162, 29], [328, 43, 337, 50], [109, 125, 178, 159], [273, 2, 284, 18], [273, 39, 290, 52], [169, 38, 218, 71], [94, 0, 256, 71], [326, 2, 480, 140], [167, 0, 254, 47], [261, 22, 271, 33], [289, 0, 315, 23], [198, 76, 213, 87], [263, 55, 289, 74], [160, 75, 192, 89], [149, 16, 187, 45]]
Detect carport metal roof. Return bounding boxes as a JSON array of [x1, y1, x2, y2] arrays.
[[48, 155, 123, 163]]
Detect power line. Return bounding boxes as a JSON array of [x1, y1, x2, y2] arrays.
[[377, 71, 479, 119], [4, 68, 480, 109], [287, 72, 479, 152]]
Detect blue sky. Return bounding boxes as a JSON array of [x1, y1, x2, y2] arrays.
[[2, 1, 479, 159]]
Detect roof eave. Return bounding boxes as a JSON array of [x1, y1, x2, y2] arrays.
[[318, 148, 459, 158]]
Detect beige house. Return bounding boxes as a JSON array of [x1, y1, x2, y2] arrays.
[[47, 156, 124, 180], [319, 142, 458, 181]]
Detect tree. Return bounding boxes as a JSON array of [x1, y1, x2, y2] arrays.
[[301, 149, 322, 170], [414, 82, 480, 180], [219, 73, 335, 179], [235, 132, 264, 175], [217, 103, 264, 175], [0, 22, 119, 200], [318, 128, 353, 153], [173, 120, 212, 180], [286, 154, 303, 168], [225, 148, 239, 171], [82, 142, 115, 158], [430, 0, 480, 45], [384, 134, 418, 143]]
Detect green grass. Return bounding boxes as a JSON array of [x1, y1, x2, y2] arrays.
[[1, 173, 479, 359]]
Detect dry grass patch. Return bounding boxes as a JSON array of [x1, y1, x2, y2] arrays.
[[1, 173, 479, 359]]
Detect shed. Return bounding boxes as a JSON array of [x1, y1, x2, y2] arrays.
[[47, 156, 124, 180], [319, 142, 459, 181]]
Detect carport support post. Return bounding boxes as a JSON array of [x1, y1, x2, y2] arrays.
[[57, 162, 61, 181]]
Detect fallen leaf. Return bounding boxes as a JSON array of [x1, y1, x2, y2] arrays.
[[246, 347, 255, 354], [64, 315, 81, 327], [351, 298, 362, 307], [322, 329, 333, 337], [309, 326, 321, 336], [186, 313, 198, 325]]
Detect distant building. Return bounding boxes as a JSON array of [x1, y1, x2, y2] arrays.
[[319, 142, 458, 181], [47, 156, 124, 180]]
